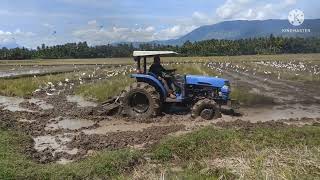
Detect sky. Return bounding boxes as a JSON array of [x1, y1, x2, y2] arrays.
[[0, 0, 319, 48]]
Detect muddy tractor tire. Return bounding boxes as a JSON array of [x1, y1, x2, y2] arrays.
[[191, 99, 220, 120], [120, 82, 161, 119]]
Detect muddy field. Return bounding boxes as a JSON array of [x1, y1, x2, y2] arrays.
[[1, 54, 320, 165]]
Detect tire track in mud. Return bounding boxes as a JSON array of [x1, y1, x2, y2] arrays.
[[221, 68, 320, 104], [0, 89, 191, 163]]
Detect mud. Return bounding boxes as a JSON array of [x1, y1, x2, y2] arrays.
[[0, 61, 320, 164], [66, 95, 97, 107], [70, 125, 185, 151], [210, 61, 320, 105]]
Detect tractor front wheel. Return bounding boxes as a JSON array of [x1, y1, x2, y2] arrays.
[[191, 99, 220, 120], [120, 82, 161, 119]]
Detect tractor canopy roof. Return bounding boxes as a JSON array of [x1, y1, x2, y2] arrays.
[[133, 51, 178, 57]]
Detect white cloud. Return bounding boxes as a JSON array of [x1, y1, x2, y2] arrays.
[[191, 11, 215, 25], [285, 0, 297, 5], [73, 26, 155, 44], [145, 26, 155, 32], [216, 0, 251, 19], [192, 11, 207, 21], [155, 25, 197, 40], [0, 29, 35, 46], [72, 24, 197, 45], [87, 20, 97, 25], [216, 0, 297, 20], [42, 23, 54, 28]]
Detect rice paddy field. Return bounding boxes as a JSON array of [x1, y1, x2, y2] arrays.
[[1, 53, 320, 179]]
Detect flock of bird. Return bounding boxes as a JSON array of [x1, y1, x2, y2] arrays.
[[32, 60, 319, 96], [34, 64, 136, 96], [206, 60, 320, 78], [255, 60, 320, 75]]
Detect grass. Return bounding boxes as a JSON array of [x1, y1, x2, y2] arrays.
[[0, 73, 77, 97], [243, 147, 320, 179], [167, 63, 217, 76], [150, 125, 320, 179], [75, 75, 135, 102], [163, 167, 236, 180], [1, 123, 320, 179], [0, 130, 141, 179], [152, 125, 320, 161], [0, 65, 131, 97]]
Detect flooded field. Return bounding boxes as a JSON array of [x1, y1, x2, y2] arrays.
[[1, 54, 320, 178]]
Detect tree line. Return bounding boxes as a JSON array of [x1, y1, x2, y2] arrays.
[[1, 35, 320, 60]]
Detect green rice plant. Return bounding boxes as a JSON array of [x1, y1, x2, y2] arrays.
[[0, 73, 77, 97], [75, 75, 135, 102]]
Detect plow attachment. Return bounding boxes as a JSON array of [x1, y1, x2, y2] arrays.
[[95, 96, 122, 116]]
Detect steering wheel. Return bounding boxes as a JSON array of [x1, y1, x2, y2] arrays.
[[166, 68, 177, 72]]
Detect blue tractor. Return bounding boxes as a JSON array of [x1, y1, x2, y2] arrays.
[[118, 51, 238, 120]]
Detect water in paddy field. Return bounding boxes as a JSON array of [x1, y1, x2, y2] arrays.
[[0, 95, 27, 112], [66, 95, 97, 107], [221, 104, 320, 122], [45, 116, 95, 131], [0, 64, 101, 78], [33, 133, 79, 161], [0, 96, 53, 112], [0, 66, 65, 78]]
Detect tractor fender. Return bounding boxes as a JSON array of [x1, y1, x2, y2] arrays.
[[131, 74, 167, 100]]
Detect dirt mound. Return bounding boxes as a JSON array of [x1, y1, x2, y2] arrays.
[[70, 125, 185, 151], [19, 101, 41, 111]]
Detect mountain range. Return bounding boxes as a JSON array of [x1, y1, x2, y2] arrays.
[[149, 19, 320, 45]]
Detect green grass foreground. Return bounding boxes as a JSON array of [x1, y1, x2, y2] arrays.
[[152, 125, 320, 161], [0, 131, 141, 179], [151, 124, 320, 179], [1, 123, 319, 179]]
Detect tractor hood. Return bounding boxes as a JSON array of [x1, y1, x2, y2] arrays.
[[185, 75, 228, 88]]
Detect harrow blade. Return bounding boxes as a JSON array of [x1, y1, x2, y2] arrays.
[[96, 96, 122, 116]]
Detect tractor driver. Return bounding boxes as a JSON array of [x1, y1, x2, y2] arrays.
[[149, 55, 176, 99]]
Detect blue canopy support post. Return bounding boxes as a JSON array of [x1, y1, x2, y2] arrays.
[[136, 57, 141, 73], [143, 56, 147, 74]]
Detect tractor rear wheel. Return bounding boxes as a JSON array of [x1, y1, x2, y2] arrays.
[[120, 82, 161, 119], [191, 99, 220, 120]]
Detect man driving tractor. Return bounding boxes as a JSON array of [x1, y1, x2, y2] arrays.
[[149, 55, 176, 98]]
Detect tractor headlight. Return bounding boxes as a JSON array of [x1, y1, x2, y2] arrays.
[[221, 85, 230, 93], [222, 81, 231, 92]]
